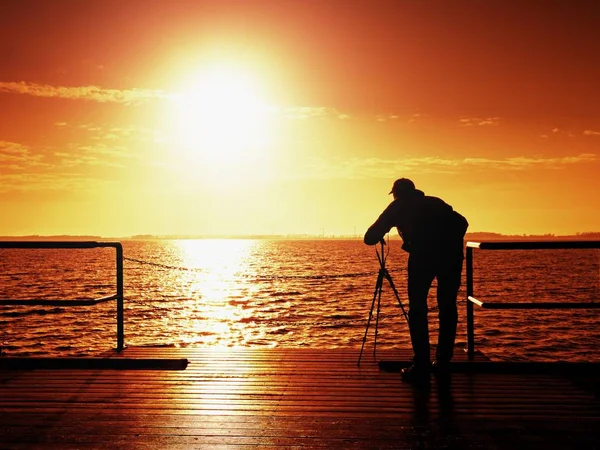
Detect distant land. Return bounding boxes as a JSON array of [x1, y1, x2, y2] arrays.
[[1, 232, 599, 241]]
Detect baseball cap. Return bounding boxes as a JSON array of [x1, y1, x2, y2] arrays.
[[389, 178, 416, 195]]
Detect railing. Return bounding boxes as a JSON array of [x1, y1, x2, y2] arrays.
[[0, 241, 124, 351], [466, 240, 600, 360]]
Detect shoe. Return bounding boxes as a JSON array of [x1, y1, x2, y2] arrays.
[[431, 359, 451, 377], [400, 364, 430, 385]]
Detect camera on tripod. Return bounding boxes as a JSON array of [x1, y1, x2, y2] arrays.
[[357, 238, 409, 366]]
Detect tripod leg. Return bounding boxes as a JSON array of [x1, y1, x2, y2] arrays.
[[373, 271, 384, 358], [357, 270, 384, 366], [384, 269, 409, 322]]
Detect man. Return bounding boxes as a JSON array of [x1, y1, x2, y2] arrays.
[[364, 178, 468, 384]]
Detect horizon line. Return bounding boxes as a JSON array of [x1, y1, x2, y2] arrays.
[[1, 231, 599, 241]]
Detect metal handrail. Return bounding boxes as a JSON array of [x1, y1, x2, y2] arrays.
[[0, 241, 125, 351], [466, 240, 600, 360]]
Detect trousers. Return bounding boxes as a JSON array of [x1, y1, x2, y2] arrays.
[[406, 245, 464, 366]]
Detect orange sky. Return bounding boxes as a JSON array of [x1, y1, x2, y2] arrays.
[[1, 0, 599, 237]]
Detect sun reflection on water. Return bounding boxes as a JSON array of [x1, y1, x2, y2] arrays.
[[174, 239, 258, 345]]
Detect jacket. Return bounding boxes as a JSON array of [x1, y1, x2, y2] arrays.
[[364, 189, 468, 255]]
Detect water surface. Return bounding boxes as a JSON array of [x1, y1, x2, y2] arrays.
[[1, 239, 598, 361]]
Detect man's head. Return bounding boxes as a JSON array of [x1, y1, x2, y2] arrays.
[[389, 178, 416, 199]]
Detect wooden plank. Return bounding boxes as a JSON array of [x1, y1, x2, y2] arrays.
[[1, 347, 598, 449]]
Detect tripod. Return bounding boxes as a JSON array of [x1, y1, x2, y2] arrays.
[[357, 240, 409, 366]]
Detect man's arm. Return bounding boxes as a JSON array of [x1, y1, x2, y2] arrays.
[[363, 204, 395, 246]]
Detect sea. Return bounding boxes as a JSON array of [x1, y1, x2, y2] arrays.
[[1, 239, 598, 362]]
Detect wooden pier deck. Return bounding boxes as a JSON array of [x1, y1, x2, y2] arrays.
[[1, 347, 599, 449]]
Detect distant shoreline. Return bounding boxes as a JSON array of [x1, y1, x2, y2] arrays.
[[1, 232, 599, 241]]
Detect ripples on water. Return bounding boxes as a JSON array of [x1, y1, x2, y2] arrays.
[[1, 240, 598, 362]]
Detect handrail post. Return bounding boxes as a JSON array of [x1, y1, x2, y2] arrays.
[[466, 246, 474, 360], [116, 243, 124, 352], [0, 240, 126, 354]]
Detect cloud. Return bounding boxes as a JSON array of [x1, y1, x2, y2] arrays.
[[462, 154, 597, 169], [0, 172, 115, 194], [291, 153, 598, 179], [0, 81, 166, 104], [0, 141, 46, 170], [53, 143, 138, 168], [282, 106, 348, 120], [102, 126, 169, 142], [550, 127, 579, 137], [78, 144, 135, 158], [376, 114, 401, 122], [0, 141, 126, 193], [52, 121, 171, 144], [458, 117, 500, 126], [54, 154, 123, 168], [583, 129, 600, 136], [0, 141, 28, 157], [376, 113, 427, 123], [1, 138, 137, 175]]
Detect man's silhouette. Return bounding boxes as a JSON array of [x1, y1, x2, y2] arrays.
[[364, 178, 468, 384]]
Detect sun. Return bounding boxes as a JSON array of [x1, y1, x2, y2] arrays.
[[170, 65, 272, 166]]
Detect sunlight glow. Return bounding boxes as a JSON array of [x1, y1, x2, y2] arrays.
[[170, 65, 273, 168]]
